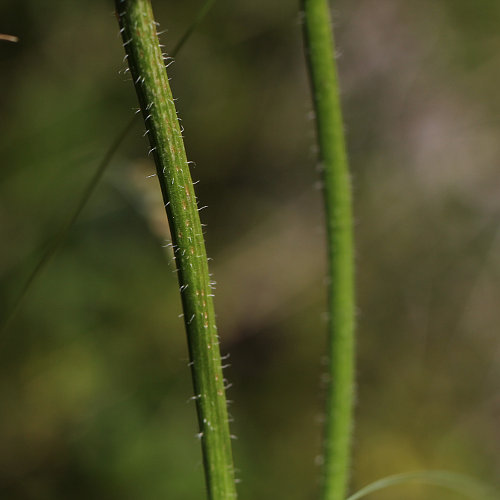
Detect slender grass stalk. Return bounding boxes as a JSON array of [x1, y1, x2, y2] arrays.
[[115, 1, 236, 499], [301, 1, 355, 499]]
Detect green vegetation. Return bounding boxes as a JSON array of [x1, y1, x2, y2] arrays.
[[1, 0, 215, 337], [1, 1, 499, 499]]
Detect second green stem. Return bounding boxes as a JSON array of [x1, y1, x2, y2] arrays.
[[301, 1, 356, 499]]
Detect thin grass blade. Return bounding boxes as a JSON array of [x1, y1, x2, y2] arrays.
[[347, 470, 499, 500], [0, 117, 136, 335]]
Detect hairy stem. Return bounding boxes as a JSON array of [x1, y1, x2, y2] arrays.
[[301, 1, 355, 499], [115, 1, 236, 499]]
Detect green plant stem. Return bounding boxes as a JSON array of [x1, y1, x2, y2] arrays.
[[115, 1, 236, 499], [301, 1, 355, 500]]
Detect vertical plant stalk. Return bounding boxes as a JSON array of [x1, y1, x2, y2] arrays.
[[115, 1, 236, 499], [301, 1, 355, 500]]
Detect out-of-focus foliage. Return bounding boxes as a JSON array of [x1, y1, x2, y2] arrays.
[[0, 1, 498, 499]]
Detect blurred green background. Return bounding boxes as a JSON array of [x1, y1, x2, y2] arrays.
[[1, 1, 499, 498]]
